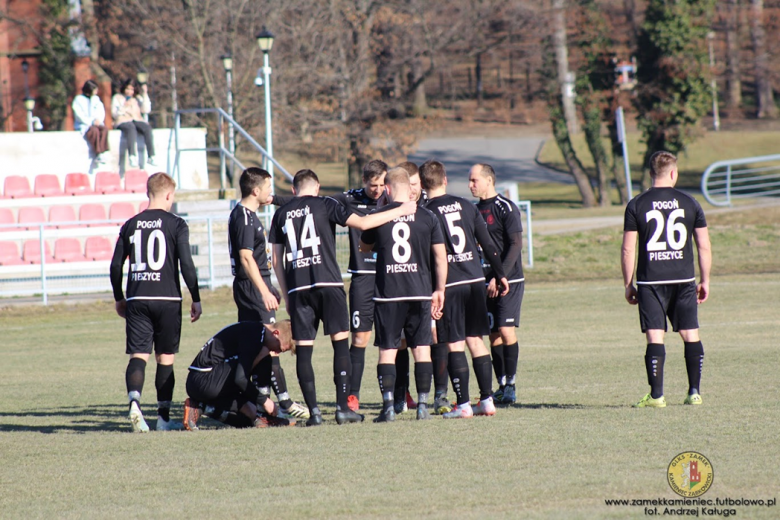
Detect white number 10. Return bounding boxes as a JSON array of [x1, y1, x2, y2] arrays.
[[130, 229, 166, 271]]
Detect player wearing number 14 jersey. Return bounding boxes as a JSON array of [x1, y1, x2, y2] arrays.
[[270, 169, 416, 426], [622, 151, 711, 408], [110, 173, 202, 433]]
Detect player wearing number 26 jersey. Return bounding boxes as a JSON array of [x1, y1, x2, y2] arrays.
[[622, 151, 711, 409], [110, 172, 202, 433]]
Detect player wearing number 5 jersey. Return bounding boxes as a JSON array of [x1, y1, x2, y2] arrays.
[[622, 151, 711, 408], [269, 169, 416, 426], [110, 172, 202, 432]]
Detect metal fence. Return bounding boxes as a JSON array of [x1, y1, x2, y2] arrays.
[[0, 199, 533, 304], [702, 154, 780, 207]]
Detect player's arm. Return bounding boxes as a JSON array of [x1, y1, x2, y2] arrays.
[[621, 230, 638, 305], [431, 243, 447, 320], [272, 243, 289, 309], [693, 226, 711, 304], [176, 221, 202, 322], [345, 202, 417, 230], [473, 215, 509, 296], [269, 194, 294, 206], [239, 249, 279, 312], [109, 230, 128, 318]]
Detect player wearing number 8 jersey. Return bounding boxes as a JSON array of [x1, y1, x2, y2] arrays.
[[269, 169, 416, 426], [622, 151, 711, 408], [110, 172, 203, 432]]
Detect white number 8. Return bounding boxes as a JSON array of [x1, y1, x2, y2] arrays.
[[391, 222, 412, 263]]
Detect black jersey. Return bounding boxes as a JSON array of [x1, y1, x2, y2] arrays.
[[331, 189, 380, 274], [425, 194, 497, 287], [188, 322, 265, 372], [624, 187, 707, 284], [361, 202, 445, 302], [476, 195, 525, 283], [110, 208, 200, 302], [228, 203, 270, 279], [269, 196, 352, 293]]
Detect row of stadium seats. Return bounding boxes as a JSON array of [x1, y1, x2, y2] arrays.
[[0, 202, 149, 230], [2, 170, 149, 198], [0, 237, 114, 265]]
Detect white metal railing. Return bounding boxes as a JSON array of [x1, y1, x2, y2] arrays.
[[702, 154, 780, 206]]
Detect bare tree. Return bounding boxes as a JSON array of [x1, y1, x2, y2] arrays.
[[724, 0, 742, 113], [749, 0, 778, 118], [552, 0, 578, 134]]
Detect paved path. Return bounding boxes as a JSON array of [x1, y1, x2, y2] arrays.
[[409, 137, 572, 199]]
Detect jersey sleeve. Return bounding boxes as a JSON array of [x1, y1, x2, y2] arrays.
[[623, 200, 638, 232], [109, 223, 128, 301], [361, 226, 377, 246], [176, 219, 201, 302], [234, 209, 256, 251], [268, 208, 283, 244], [430, 214, 445, 245], [272, 194, 294, 207], [503, 205, 523, 235], [324, 196, 351, 226], [693, 200, 707, 228]]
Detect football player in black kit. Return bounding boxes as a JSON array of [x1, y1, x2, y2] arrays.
[[110, 173, 202, 432], [420, 160, 510, 418], [183, 320, 295, 430], [228, 168, 308, 420], [270, 169, 416, 426], [360, 167, 448, 422], [622, 151, 711, 408], [469, 163, 526, 405]]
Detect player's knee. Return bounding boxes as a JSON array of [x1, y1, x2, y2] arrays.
[[352, 331, 371, 348], [679, 329, 700, 342]]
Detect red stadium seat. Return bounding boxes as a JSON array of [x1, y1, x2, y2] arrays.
[[34, 174, 64, 197], [95, 171, 124, 194], [0, 241, 23, 265], [49, 205, 78, 229], [85, 236, 114, 261], [3, 176, 33, 198], [18, 207, 46, 230], [138, 200, 149, 212], [79, 203, 107, 226], [64, 173, 93, 196], [109, 202, 136, 222], [22, 239, 53, 264], [124, 169, 148, 193], [0, 208, 14, 230], [53, 238, 86, 263]]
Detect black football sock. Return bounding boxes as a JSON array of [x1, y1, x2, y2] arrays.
[[270, 357, 293, 409], [448, 351, 470, 406], [645, 343, 666, 399], [296, 346, 319, 415], [414, 361, 433, 405], [154, 363, 174, 421], [395, 348, 410, 401], [126, 358, 147, 405], [332, 338, 351, 410], [684, 341, 704, 395], [472, 354, 494, 400], [378, 363, 396, 410], [349, 345, 366, 399], [504, 342, 519, 385], [222, 412, 253, 428], [491, 344, 506, 387], [431, 343, 449, 397]]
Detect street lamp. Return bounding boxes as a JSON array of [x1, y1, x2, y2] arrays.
[[221, 52, 235, 169], [255, 27, 275, 191], [23, 96, 35, 133]]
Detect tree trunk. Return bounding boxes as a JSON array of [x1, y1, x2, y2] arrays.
[[725, 0, 742, 112], [550, 97, 597, 208], [475, 53, 483, 106], [623, 0, 640, 50], [749, 0, 778, 118], [580, 90, 611, 206], [409, 28, 428, 115], [552, 0, 579, 134]]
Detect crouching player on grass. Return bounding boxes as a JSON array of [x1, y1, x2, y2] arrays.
[[183, 320, 295, 429]]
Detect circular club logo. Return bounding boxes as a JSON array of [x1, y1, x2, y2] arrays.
[[667, 452, 714, 497]]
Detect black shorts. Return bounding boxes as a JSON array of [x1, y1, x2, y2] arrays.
[[233, 277, 277, 324], [486, 281, 524, 332], [288, 286, 349, 341], [186, 364, 249, 412], [125, 299, 182, 355], [349, 273, 375, 333], [637, 282, 699, 332], [437, 282, 490, 343], [375, 300, 433, 349]]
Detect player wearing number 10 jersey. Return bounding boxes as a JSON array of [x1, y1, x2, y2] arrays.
[[622, 151, 711, 408], [269, 169, 416, 426], [110, 172, 202, 433]]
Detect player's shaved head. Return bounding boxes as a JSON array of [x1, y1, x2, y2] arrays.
[[475, 163, 496, 185], [649, 151, 677, 179], [239, 167, 271, 198], [385, 166, 410, 189], [293, 169, 320, 192], [147, 172, 176, 198], [419, 159, 446, 190], [397, 161, 419, 176]]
